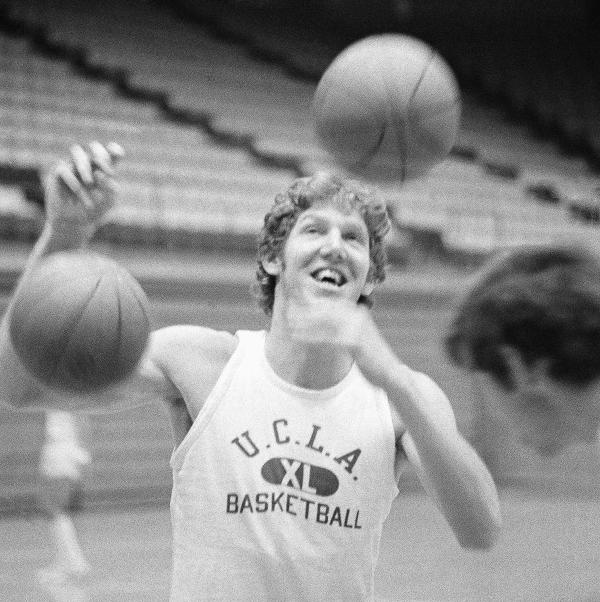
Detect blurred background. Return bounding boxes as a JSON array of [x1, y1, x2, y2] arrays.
[[1, 0, 600, 600]]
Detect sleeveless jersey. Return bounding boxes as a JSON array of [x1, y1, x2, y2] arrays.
[[169, 330, 399, 601]]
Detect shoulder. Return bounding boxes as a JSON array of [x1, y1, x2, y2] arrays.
[[407, 369, 458, 429], [148, 325, 240, 418], [150, 325, 238, 360], [149, 325, 238, 381], [389, 369, 457, 440]]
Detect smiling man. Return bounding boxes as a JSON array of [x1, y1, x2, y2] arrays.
[[0, 143, 500, 601], [446, 244, 600, 458]]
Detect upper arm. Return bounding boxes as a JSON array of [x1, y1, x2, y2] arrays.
[[395, 371, 459, 473], [87, 324, 237, 416], [0, 320, 232, 414], [150, 325, 237, 420], [0, 317, 55, 410], [0, 327, 175, 414]]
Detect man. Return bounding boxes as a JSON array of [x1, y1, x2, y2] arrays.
[[0, 141, 500, 601], [446, 244, 600, 457], [37, 410, 91, 586]]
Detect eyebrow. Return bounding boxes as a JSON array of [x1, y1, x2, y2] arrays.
[[299, 210, 366, 228], [300, 212, 368, 238]]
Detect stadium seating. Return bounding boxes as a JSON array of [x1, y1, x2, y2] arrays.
[[3, 0, 600, 256], [0, 17, 298, 249]]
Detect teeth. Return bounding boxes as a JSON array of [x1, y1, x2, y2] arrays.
[[314, 268, 344, 286]]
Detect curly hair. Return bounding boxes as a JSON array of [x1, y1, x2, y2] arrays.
[[445, 244, 600, 389], [253, 172, 391, 315]]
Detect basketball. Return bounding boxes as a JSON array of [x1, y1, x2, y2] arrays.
[[312, 34, 461, 182], [10, 251, 150, 394]]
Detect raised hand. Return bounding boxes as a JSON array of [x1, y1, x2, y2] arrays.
[[286, 298, 398, 389], [44, 141, 124, 230]]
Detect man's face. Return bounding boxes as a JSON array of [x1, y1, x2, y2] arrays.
[[273, 202, 372, 306], [475, 372, 600, 456]]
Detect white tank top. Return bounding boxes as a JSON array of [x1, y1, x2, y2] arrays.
[[169, 330, 399, 601]]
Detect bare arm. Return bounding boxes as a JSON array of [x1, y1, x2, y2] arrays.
[[354, 308, 500, 549], [289, 299, 502, 550], [384, 368, 501, 550], [0, 142, 177, 412]]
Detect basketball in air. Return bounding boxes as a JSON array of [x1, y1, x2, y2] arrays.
[[312, 34, 461, 182], [10, 251, 150, 394]]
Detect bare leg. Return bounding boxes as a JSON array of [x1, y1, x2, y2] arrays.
[[50, 511, 91, 576]]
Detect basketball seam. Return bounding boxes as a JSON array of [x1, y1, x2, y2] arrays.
[[408, 49, 437, 110], [128, 283, 150, 330], [357, 55, 401, 177], [393, 48, 438, 183], [353, 52, 389, 169], [115, 277, 124, 373], [126, 280, 151, 366], [414, 96, 461, 121], [357, 124, 387, 169], [49, 277, 103, 389], [406, 50, 451, 178]]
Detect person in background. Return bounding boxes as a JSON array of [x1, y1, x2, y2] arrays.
[[445, 244, 600, 457], [37, 409, 91, 587]]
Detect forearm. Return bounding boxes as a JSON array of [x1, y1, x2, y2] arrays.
[[377, 349, 501, 548], [0, 219, 94, 409], [0, 142, 128, 411], [21, 219, 92, 281]]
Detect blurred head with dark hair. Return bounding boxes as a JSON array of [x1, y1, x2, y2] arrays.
[[445, 244, 600, 455]]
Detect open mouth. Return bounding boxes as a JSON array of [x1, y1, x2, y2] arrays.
[[311, 268, 347, 287]]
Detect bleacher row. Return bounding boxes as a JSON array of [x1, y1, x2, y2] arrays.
[[161, 0, 600, 251], [0, 3, 301, 249], [0, 0, 599, 258]]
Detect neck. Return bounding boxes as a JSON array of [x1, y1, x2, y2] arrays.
[[264, 311, 353, 390]]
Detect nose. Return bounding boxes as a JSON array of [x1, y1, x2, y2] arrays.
[[319, 228, 346, 261]]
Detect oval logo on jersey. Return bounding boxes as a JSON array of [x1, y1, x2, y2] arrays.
[[261, 457, 339, 497]]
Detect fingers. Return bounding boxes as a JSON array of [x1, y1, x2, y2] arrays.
[[106, 142, 125, 163], [55, 161, 84, 195], [71, 144, 94, 185], [89, 141, 124, 175], [69, 141, 124, 184], [52, 141, 124, 215], [89, 141, 114, 176], [55, 161, 94, 211]]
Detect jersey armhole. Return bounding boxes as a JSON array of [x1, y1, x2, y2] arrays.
[[169, 332, 247, 471]]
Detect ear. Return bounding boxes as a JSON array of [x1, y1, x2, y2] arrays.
[[261, 255, 282, 277]]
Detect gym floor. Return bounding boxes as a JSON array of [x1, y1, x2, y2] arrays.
[[2, 489, 600, 601]]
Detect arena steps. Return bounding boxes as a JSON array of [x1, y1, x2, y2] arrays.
[[0, 15, 307, 250], [168, 0, 600, 243]]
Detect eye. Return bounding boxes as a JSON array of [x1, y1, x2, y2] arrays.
[[302, 223, 322, 235], [344, 228, 367, 244]]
